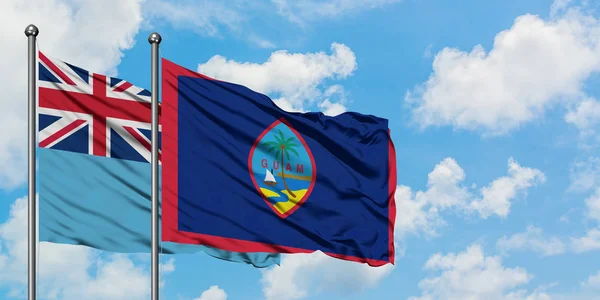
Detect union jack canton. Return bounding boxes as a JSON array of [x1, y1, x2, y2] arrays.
[[38, 51, 161, 163]]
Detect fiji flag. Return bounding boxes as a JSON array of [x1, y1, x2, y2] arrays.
[[161, 59, 397, 266], [37, 51, 279, 267]]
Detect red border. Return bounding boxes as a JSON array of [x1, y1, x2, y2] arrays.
[[161, 58, 396, 266], [247, 118, 317, 218], [387, 129, 397, 264]]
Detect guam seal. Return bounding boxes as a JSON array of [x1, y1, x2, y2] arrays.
[[248, 118, 316, 218]]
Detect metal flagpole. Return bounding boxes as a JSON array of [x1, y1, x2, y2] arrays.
[[148, 32, 162, 300], [25, 24, 39, 300]]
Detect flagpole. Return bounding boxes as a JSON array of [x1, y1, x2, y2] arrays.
[[25, 24, 39, 300], [148, 32, 162, 300]]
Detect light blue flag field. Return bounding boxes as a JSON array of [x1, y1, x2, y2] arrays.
[[36, 52, 280, 268]]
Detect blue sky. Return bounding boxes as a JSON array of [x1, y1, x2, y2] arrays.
[[1, 0, 600, 299]]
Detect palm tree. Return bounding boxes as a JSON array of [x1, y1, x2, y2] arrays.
[[264, 129, 300, 198]]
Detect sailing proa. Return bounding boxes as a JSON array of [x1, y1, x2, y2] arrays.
[[249, 120, 316, 217], [263, 169, 277, 186]]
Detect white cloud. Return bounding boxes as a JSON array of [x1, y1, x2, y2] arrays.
[[406, 3, 600, 135], [248, 35, 278, 49], [0, 196, 174, 299], [570, 179, 600, 254], [396, 157, 545, 238], [409, 244, 548, 300], [0, 0, 144, 189], [143, 0, 279, 49], [424, 44, 434, 58], [469, 158, 546, 219], [394, 185, 446, 239], [260, 251, 393, 300], [272, 98, 307, 113], [569, 157, 600, 193], [197, 43, 356, 112], [318, 85, 348, 116], [146, 0, 397, 46], [394, 157, 468, 238], [496, 225, 566, 256], [272, 0, 401, 25], [318, 99, 347, 116], [581, 270, 600, 290], [571, 228, 600, 253], [550, 0, 574, 17], [504, 290, 553, 300], [144, 0, 243, 37], [145, 0, 398, 48], [569, 187, 600, 253], [194, 285, 228, 300], [68, 254, 150, 300], [160, 257, 176, 273], [585, 188, 600, 222], [565, 98, 600, 139]]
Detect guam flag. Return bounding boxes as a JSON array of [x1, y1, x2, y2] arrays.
[[161, 59, 397, 266]]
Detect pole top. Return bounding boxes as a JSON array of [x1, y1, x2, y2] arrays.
[[24, 24, 39, 37], [148, 32, 162, 44]]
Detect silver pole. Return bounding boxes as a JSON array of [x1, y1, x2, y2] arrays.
[[148, 32, 162, 300], [25, 24, 39, 300]]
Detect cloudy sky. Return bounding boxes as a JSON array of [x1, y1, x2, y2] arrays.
[[1, 0, 600, 299]]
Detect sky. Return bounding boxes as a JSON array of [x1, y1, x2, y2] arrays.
[[1, 0, 600, 299]]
